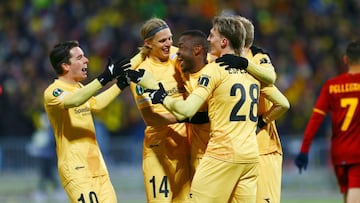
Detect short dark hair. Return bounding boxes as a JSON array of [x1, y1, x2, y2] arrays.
[[179, 29, 209, 54], [346, 39, 360, 65], [49, 40, 79, 75]]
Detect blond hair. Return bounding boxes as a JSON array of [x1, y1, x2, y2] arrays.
[[139, 17, 169, 59], [212, 16, 246, 55], [235, 16, 254, 48]]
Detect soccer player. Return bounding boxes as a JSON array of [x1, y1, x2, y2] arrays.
[[127, 17, 191, 203], [216, 16, 290, 203], [295, 39, 360, 203], [176, 26, 289, 183], [148, 15, 259, 203], [44, 40, 130, 203], [174, 29, 211, 178]]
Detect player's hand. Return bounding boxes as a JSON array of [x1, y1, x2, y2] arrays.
[[149, 83, 167, 104], [113, 57, 131, 78], [257, 115, 266, 129], [294, 152, 308, 174], [116, 74, 130, 90], [215, 54, 248, 70], [126, 69, 145, 83], [97, 57, 131, 86]]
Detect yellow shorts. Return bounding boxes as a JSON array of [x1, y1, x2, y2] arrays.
[[257, 152, 282, 203], [64, 175, 117, 203], [190, 156, 258, 203], [143, 154, 191, 203]]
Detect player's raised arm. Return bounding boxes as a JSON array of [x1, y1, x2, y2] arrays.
[[64, 57, 130, 108]]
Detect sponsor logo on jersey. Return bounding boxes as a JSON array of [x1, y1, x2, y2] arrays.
[[52, 88, 63, 97], [198, 74, 210, 87], [74, 107, 90, 114], [264, 198, 270, 203]]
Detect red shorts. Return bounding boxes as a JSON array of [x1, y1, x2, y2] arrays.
[[334, 163, 360, 193]]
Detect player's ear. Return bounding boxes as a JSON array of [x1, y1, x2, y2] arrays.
[[144, 39, 152, 49], [193, 45, 201, 56], [221, 38, 228, 49], [61, 62, 70, 73]]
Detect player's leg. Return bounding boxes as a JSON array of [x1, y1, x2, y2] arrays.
[[334, 164, 348, 202], [64, 175, 117, 203], [346, 164, 360, 203], [143, 155, 173, 203], [164, 128, 192, 203], [97, 175, 117, 203], [168, 154, 191, 203], [256, 152, 282, 203], [190, 156, 240, 203], [230, 162, 258, 203]]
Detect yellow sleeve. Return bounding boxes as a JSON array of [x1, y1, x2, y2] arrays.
[[260, 85, 290, 122], [247, 53, 276, 85], [63, 79, 102, 108], [163, 94, 205, 121], [91, 84, 121, 111], [137, 70, 159, 90], [130, 51, 144, 70]]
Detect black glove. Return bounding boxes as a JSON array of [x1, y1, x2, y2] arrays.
[[178, 111, 210, 124], [149, 83, 167, 104], [126, 69, 145, 83], [97, 57, 131, 86], [188, 111, 209, 124], [215, 54, 248, 70], [116, 74, 130, 90], [294, 152, 308, 174], [113, 58, 131, 78], [257, 115, 266, 129]]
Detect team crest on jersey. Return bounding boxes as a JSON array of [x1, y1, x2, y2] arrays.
[[260, 57, 271, 64], [135, 85, 145, 96], [52, 88, 63, 97], [198, 74, 210, 87]]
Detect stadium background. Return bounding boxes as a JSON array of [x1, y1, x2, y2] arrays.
[[1, 0, 358, 202]]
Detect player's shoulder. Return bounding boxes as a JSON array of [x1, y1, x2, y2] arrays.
[[44, 80, 67, 100], [250, 45, 269, 56], [205, 61, 223, 72], [328, 72, 353, 82], [196, 62, 221, 80], [249, 45, 272, 66]]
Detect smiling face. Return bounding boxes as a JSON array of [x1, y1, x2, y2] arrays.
[[177, 35, 196, 73], [65, 47, 89, 82], [207, 26, 224, 57], [145, 28, 173, 62]]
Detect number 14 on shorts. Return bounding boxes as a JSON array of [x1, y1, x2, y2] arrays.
[[149, 176, 170, 198]]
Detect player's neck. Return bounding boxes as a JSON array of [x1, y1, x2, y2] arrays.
[[58, 75, 78, 84], [220, 49, 236, 57], [348, 64, 360, 74]]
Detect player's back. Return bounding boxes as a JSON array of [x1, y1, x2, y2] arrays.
[[194, 62, 260, 163], [319, 72, 360, 164]]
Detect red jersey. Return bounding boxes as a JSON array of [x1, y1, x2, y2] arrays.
[[300, 72, 360, 165]]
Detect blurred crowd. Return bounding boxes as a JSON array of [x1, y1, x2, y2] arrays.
[[0, 0, 359, 137]]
